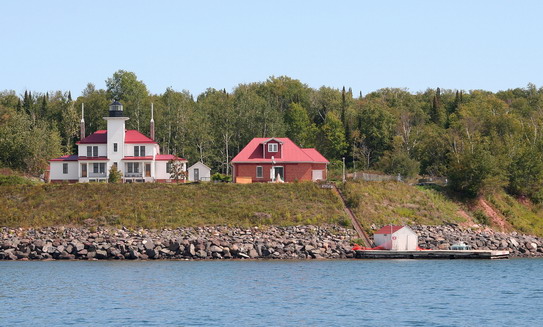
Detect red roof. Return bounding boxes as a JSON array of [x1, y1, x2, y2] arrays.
[[50, 155, 78, 162], [302, 148, 328, 163], [76, 130, 157, 144], [155, 154, 187, 161], [231, 138, 329, 163], [374, 225, 405, 234], [77, 130, 107, 144], [125, 130, 157, 144]]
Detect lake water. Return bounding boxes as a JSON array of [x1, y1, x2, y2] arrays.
[[1, 259, 542, 326]]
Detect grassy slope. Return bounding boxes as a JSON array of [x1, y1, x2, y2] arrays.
[[343, 181, 465, 228], [0, 182, 348, 228], [343, 180, 543, 237], [486, 192, 543, 236]]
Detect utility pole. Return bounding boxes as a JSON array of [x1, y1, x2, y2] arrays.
[[342, 157, 346, 183]]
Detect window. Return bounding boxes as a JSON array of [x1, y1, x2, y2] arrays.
[[81, 164, 87, 177], [268, 143, 278, 152], [256, 166, 263, 178], [113, 143, 118, 152], [127, 163, 140, 173], [63, 163, 68, 174], [93, 163, 105, 174], [134, 146, 145, 157], [166, 162, 172, 173], [87, 146, 98, 157]]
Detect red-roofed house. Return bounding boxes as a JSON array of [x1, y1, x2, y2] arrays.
[[49, 101, 187, 183], [231, 137, 329, 183]]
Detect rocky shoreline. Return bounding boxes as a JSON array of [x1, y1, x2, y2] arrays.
[[413, 225, 543, 257], [1, 224, 542, 260], [0, 225, 357, 261]]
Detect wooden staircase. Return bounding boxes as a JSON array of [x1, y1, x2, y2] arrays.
[[329, 184, 374, 248]]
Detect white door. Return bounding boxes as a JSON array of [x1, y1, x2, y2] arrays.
[[312, 170, 323, 181]]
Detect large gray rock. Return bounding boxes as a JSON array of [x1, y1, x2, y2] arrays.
[[188, 244, 196, 256], [95, 250, 108, 259], [509, 238, 520, 248], [209, 245, 223, 253], [248, 249, 259, 258], [143, 239, 154, 250], [168, 241, 180, 252]]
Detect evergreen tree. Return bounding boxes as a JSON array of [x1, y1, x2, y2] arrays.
[[430, 87, 446, 126]]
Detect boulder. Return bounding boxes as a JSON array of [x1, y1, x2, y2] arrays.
[[95, 250, 108, 259], [209, 245, 223, 253], [188, 244, 196, 256], [142, 239, 155, 250], [248, 249, 259, 258]]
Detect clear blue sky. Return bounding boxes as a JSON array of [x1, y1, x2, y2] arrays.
[[1, 0, 542, 97]]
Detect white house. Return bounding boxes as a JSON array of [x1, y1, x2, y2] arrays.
[[373, 225, 418, 251], [187, 162, 211, 182], [49, 101, 187, 183]]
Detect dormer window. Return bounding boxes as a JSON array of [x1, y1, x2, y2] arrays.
[[87, 146, 98, 157], [268, 143, 278, 153], [134, 146, 145, 157]]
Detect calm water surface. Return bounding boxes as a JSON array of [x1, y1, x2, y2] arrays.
[[1, 259, 542, 326]]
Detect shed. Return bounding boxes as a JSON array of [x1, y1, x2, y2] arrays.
[[373, 225, 418, 251], [188, 161, 211, 182]]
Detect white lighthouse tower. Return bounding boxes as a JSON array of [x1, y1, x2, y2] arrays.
[[104, 101, 129, 174]]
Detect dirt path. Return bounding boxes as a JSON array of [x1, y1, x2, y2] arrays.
[[477, 198, 510, 232]]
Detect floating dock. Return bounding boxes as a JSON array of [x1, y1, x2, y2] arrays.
[[355, 249, 509, 260]]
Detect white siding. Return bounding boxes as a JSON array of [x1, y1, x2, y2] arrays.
[[188, 162, 211, 181], [78, 144, 107, 157], [155, 161, 170, 180], [105, 117, 128, 176], [155, 161, 187, 180], [374, 226, 418, 251], [50, 161, 78, 181]]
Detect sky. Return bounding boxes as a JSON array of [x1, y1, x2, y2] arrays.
[[1, 0, 543, 97]]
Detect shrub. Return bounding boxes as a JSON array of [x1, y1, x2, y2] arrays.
[[108, 165, 122, 183], [473, 210, 489, 225], [211, 173, 232, 182], [0, 175, 33, 186]]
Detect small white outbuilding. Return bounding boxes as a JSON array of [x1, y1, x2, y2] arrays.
[[187, 161, 211, 182], [373, 225, 418, 251]]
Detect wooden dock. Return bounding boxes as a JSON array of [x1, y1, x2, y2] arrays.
[[355, 249, 509, 260]]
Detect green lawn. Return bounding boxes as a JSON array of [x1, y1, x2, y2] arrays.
[[0, 182, 349, 228]]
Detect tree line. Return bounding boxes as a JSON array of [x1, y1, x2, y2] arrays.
[[2, 70, 543, 201]]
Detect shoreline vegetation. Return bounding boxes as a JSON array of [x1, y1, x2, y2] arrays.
[[0, 183, 349, 228]]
